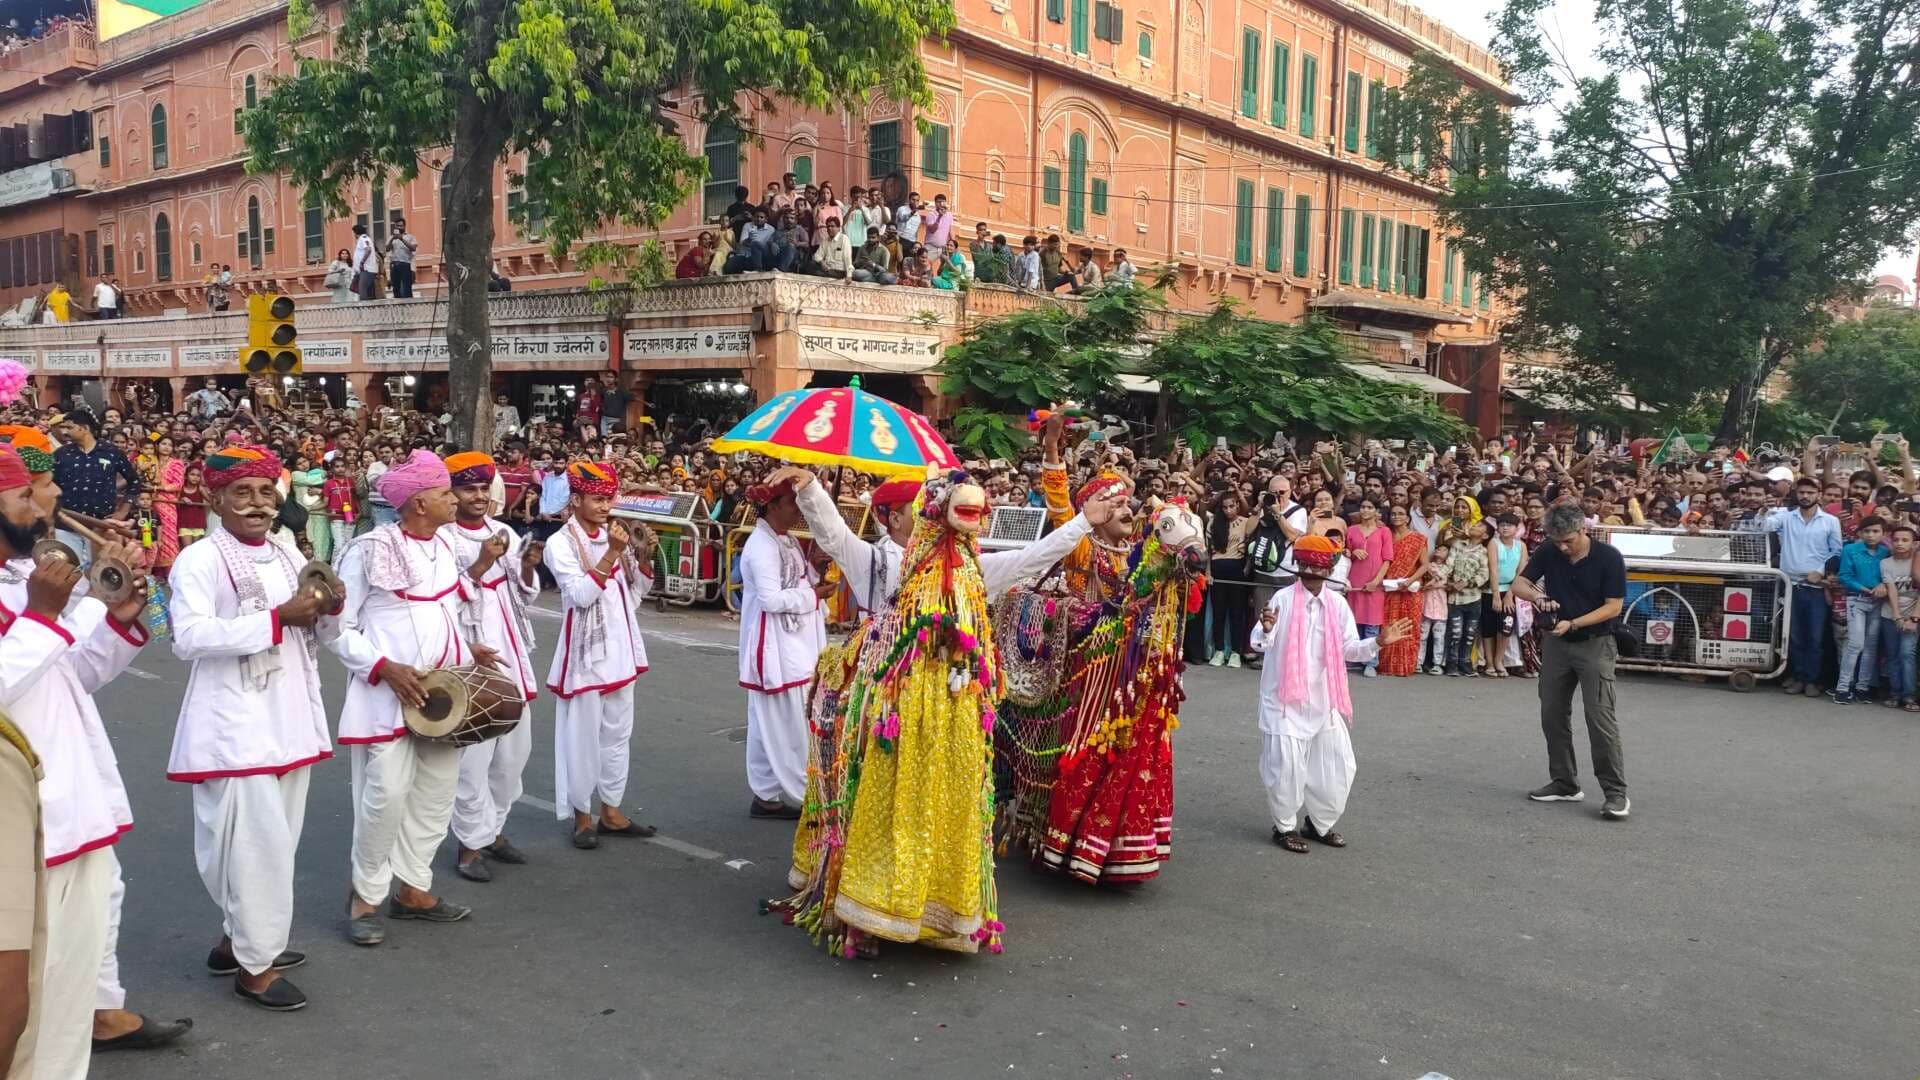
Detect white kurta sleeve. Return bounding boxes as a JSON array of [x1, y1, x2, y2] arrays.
[[743, 532, 818, 614], [1250, 589, 1286, 654], [0, 612, 71, 705], [795, 481, 874, 589], [544, 528, 609, 610], [980, 514, 1092, 598], [69, 601, 146, 694], [325, 537, 384, 679], [168, 553, 276, 661]]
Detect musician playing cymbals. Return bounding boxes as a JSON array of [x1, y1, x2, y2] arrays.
[[440, 451, 542, 884], [166, 444, 338, 1011], [329, 450, 498, 947], [542, 462, 657, 850]]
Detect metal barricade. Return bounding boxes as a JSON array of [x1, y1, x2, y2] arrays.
[[1593, 526, 1788, 691], [980, 506, 1050, 551], [611, 491, 724, 607]]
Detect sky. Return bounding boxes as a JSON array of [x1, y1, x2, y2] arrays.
[[1440, 0, 1919, 295]]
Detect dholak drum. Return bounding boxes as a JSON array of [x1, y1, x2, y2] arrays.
[[402, 665, 525, 747]]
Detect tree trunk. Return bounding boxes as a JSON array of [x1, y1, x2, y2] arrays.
[[442, 91, 506, 452], [1714, 373, 1755, 445]]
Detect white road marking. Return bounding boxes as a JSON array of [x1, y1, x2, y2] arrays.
[[122, 666, 163, 681], [517, 793, 558, 813], [514, 793, 728, 862], [723, 859, 754, 871]]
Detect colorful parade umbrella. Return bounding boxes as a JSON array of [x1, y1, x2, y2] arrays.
[[711, 377, 960, 478]]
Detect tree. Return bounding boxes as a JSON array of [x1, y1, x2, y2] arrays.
[[1381, 0, 1920, 444], [1787, 304, 1920, 438], [937, 286, 1153, 458], [1146, 305, 1475, 448], [245, 0, 952, 449]]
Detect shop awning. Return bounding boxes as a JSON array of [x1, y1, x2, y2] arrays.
[[1504, 385, 1656, 413], [1309, 290, 1477, 325], [1342, 361, 1470, 395], [1118, 374, 1161, 394]]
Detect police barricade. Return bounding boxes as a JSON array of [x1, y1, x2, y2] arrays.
[[1594, 526, 1788, 692], [610, 491, 724, 607]]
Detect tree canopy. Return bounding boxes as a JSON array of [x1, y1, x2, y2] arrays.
[[1787, 304, 1920, 440], [1381, 0, 1920, 443], [245, 0, 953, 448]]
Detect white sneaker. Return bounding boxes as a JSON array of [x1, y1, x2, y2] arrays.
[[1362, 668, 1378, 678], [1209, 652, 1226, 667], [1227, 653, 1242, 669], [1426, 665, 1445, 675]]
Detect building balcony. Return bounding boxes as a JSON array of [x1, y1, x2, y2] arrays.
[[0, 25, 98, 103]]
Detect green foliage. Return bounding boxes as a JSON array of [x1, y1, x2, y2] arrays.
[[1147, 304, 1474, 447], [1787, 305, 1920, 439], [1380, 0, 1920, 442], [948, 406, 1030, 460], [937, 285, 1156, 414]]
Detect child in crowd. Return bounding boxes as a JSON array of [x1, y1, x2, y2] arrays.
[[1441, 521, 1490, 676], [1418, 537, 1451, 674], [1877, 522, 1918, 711], [1833, 515, 1888, 704]]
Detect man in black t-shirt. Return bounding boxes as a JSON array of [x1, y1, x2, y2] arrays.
[[1512, 501, 1631, 820]]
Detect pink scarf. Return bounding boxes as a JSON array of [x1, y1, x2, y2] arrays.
[[1278, 582, 1354, 725]]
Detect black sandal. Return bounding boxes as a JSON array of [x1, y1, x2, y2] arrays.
[[1303, 819, 1348, 848], [1271, 828, 1310, 853], [596, 818, 658, 838], [91, 1014, 194, 1052]]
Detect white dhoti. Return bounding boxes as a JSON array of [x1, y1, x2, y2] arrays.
[[95, 852, 125, 1012], [1258, 725, 1357, 833], [553, 684, 635, 819], [349, 738, 460, 904], [41, 848, 113, 1080], [453, 717, 532, 847], [744, 687, 807, 805], [192, 769, 311, 975]]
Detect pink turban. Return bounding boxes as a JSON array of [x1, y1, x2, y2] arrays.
[[376, 449, 451, 511]]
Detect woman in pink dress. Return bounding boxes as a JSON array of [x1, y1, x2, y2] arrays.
[[151, 435, 185, 572], [1344, 495, 1394, 676]]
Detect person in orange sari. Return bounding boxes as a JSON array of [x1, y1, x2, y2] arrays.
[[1377, 503, 1430, 676], [151, 435, 185, 571]]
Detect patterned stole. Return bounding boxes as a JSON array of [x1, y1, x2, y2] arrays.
[[209, 526, 315, 689]]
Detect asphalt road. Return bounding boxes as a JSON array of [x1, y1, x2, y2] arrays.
[[84, 602, 1920, 1080]]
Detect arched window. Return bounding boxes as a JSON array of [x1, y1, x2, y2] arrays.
[[246, 195, 264, 270], [153, 213, 172, 281], [1067, 131, 1088, 233], [244, 74, 257, 109], [150, 103, 168, 170]]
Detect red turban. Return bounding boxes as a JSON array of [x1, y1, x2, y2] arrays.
[[567, 462, 618, 497], [1073, 471, 1131, 510], [870, 477, 922, 512], [444, 451, 497, 488], [1292, 534, 1344, 571], [203, 445, 285, 490], [0, 447, 28, 493]]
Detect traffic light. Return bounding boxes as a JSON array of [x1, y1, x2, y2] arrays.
[[239, 292, 301, 376]]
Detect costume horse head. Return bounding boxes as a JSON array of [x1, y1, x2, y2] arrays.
[[1133, 500, 1208, 613]]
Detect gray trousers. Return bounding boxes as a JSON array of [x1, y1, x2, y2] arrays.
[[1538, 633, 1627, 797]]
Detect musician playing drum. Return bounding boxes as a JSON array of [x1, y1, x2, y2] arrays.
[[328, 450, 501, 947], [440, 451, 542, 883], [166, 445, 337, 1011]]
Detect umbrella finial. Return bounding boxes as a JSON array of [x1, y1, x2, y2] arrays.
[[849, 375, 863, 391]]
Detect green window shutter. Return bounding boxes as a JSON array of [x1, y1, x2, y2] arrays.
[[922, 123, 950, 181], [1358, 216, 1375, 287], [1338, 208, 1355, 284], [1071, 0, 1089, 54], [1376, 217, 1393, 289], [1240, 30, 1261, 118], [1462, 267, 1475, 308], [1047, 0, 1063, 21], [1442, 242, 1455, 304], [1264, 186, 1284, 271], [1138, 29, 1151, 59], [1093, 2, 1108, 41], [1233, 179, 1255, 266], [1344, 73, 1362, 152], [1270, 43, 1290, 128], [1067, 133, 1088, 232], [1480, 277, 1491, 310], [1413, 228, 1430, 298], [1043, 167, 1062, 206], [1366, 81, 1383, 159], [1292, 195, 1312, 276], [1297, 54, 1317, 137], [1091, 178, 1108, 215], [868, 120, 900, 178], [792, 154, 813, 186]]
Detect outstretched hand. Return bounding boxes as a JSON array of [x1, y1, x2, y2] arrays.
[[1377, 618, 1414, 647]]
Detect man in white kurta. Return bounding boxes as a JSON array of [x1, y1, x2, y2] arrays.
[[542, 462, 657, 849], [1249, 535, 1408, 852], [442, 452, 542, 880], [166, 445, 334, 1011], [0, 445, 164, 1075], [329, 450, 484, 945], [736, 476, 829, 818], [777, 468, 1110, 616]]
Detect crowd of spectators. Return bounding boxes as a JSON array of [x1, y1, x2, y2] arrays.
[[0, 13, 86, 55], [674, 173, 1138, 294]]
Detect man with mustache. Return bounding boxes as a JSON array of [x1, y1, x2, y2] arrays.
[[736, 474, 832, 819], [165, 445, 336, 1011], [0, 445, 171, 1071]]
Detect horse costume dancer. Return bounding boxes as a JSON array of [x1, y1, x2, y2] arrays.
[[1034, 503, 1206, 883], [769, 468, 1007, 957]]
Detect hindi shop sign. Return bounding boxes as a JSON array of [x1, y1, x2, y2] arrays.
[[107, 347, 173, 370], [622, 326, 753, 361], [797, 327, 943, 372], [301, 339, 352, 367], [364, 332, 610, 366], [41, 350, 96, 373], [179, 344, 230, 369], [0, 352, 33, 372]]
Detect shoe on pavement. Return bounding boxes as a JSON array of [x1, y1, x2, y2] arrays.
[[1781, 678, 1803, 694], [234, 975, 308, 1012], [1208, 652, 1226, 667], [1601, 794, 1631, 819], [206, 942, 306, 976], [455, 856, 493, 883], [90, 1015, 193, 1052], [388, 896, 472, 923], [484, 838, 529, 864], [345, 900, 385, 947], [1528, 781, 1585, 802], [750, 797, 801, 820], [1226, 653, 1242, 669], [1361, 668, 1378, 678], [1427, 665, 1445, 675], [1804, 683, 1823, 697], [1830, 690, 1855, 705]]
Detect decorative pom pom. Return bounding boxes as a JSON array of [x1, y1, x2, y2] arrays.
[[0, 360, 28, 406]]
